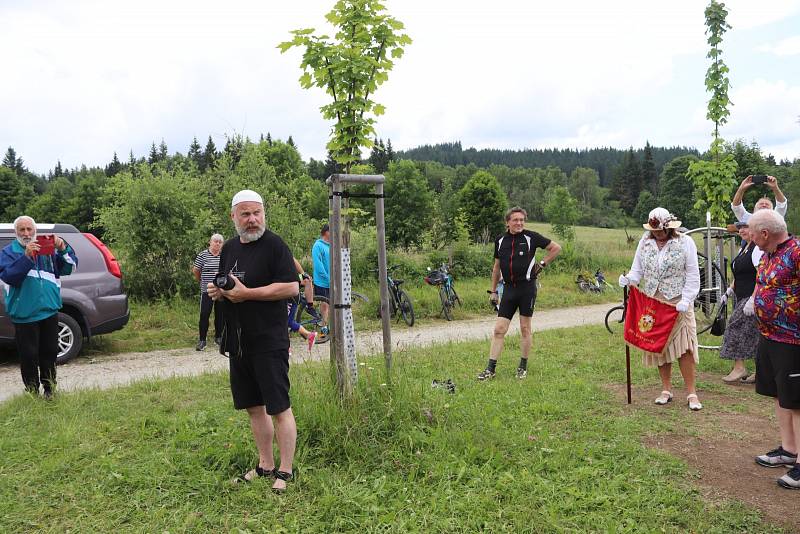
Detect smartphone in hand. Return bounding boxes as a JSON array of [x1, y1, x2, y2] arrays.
[[35, 234, 56, 255], [751, 175, 768, 185]]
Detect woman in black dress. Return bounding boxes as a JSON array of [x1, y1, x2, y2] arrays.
[[719, 222, 762, 383]]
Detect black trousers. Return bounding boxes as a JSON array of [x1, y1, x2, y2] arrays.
[[199, 292, 222, 341], [15, 314, 59, 394]]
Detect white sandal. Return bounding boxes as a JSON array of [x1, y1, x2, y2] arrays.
[[687, 393, 703, 411], [654, 391, 673, 405]]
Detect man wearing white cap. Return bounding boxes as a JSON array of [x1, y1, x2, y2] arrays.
[[207, 189, 299, 492]]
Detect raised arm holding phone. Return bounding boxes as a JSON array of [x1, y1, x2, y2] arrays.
[[731, 175, 787, 224]]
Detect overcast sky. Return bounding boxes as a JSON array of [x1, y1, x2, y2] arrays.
[[2, 0, 799, 174]]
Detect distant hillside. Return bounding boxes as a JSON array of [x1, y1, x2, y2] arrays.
[[397, 141, 700, 186]]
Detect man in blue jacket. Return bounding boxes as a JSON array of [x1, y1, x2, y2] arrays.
[[0, 216, 77, 398], [311, 223, 331, 328]]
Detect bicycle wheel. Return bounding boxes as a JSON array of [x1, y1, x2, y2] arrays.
[[397, 289, 415, 327], [695, 252, 726, 335], [439, 285, 453, 321], [450, 286, 461, 307], [604, 305, 625, 335]]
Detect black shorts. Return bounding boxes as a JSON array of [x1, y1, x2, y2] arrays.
[[313, 284, 330, 301], [497, 282, 537, 320], [230, 349, 291, 414], [756, 336, 800, 409]]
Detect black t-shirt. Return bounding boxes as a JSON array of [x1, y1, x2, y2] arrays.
[[494, 229, 551, 286], [218, 231, 297, 355]]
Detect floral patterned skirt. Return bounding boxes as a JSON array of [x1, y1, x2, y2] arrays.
[[719, 297, 759, 361]]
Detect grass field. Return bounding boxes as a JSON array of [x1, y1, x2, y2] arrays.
[[0, 324, 782, 533]]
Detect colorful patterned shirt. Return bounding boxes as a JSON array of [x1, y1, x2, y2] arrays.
[[754, 236, 800, 345]]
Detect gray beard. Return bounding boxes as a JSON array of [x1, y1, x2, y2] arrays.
[[236, 224, 265, 243], [17, 235, 34, 247]]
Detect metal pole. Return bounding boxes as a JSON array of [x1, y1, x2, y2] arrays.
[[624, 285, 631, 404], [704, 211, 712, 312], [374, 182, 392, 377]]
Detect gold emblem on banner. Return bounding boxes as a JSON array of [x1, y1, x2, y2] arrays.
[[638, 313, 655, 333]]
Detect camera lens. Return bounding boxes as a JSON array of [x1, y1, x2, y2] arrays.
[[214, 273, 235, 290]]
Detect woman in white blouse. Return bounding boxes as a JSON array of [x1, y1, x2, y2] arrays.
[[619, 207, 702, 410]]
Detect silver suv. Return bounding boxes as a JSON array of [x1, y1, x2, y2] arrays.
[[0, 223, 129, 364]]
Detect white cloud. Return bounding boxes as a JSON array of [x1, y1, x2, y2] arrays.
[[758, 35, 800, 56]]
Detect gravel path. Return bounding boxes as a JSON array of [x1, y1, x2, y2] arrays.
[[0, 303, 611, 402]]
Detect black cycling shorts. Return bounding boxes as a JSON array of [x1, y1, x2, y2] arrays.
[[497, 282, 537, 320], [756, 336, 800, 409], [230, 349, 291, 414]]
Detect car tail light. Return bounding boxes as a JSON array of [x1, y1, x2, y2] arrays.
[[83, 233, 122, 278]]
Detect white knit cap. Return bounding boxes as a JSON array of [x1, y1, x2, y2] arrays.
[[231, 189, 263, 208]]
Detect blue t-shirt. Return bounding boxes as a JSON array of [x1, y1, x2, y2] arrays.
[[312, 238, 330, 288]]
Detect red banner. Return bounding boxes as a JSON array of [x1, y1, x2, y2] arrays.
[[624, 286, 679, 353]]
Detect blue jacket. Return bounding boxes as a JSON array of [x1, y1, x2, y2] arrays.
[[0, 240, 78, 323], [311, 238, 330, 288]]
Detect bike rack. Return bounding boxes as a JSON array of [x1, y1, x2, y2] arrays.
[[327, 173, 392, 395]]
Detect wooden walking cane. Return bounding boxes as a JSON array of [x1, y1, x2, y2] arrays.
[[623, 284, 631, 404]]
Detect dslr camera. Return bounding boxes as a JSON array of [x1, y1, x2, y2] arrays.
[[213, 272, 236, 290]]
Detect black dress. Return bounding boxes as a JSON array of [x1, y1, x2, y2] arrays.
[[719, 243, 759, 361]]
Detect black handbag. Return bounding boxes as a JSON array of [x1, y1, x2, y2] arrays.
[[710, 305, 727, 336]]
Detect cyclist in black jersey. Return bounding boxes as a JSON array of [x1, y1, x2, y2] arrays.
[[479, 207, 561, 380]]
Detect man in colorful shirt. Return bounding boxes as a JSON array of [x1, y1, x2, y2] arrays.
[[746, 209, 800, 490], [0, 215, 78, 398]]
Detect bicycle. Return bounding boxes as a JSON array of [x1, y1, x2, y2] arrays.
[[576, 269, 615, 293], [604, 252, 726, 335], [576, 273, 601, 293], [373, 266, 415, 326], [425, 263, 461, 321], [294, 288, 369, 342]]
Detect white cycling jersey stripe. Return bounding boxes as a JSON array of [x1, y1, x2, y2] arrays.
[[790, 373, 800, 378], [524, 234, 535, 281], [63, 253, 77, 266], [26, 269, 61, 287]]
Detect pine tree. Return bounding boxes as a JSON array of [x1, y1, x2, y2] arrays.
[[223, 134, 244, 167], [324, 151, 341, 177], [611, 148, 643, 215], [188, 137, 203, 169], [54, 160, 64, 178], [266, 132, 272, 145], [287, 135, 295, 148], [106, 153, 122, 177], [203, 136, 218, 172], [158, 139, 168, 161], [642, 141, 658, 195], [148, 142, 159, 164], [2, 147, 25, 175], [368, 138, 390, 173], [385, 139, 396, 164]]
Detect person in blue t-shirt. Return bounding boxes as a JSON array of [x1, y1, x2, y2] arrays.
[[0, 216, 78, 398], [311, 223, 331, 327]]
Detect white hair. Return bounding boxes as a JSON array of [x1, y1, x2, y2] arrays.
[[748, 209, 787, 235], [13, 215, 36, 230], [210, 233, 224, 242]]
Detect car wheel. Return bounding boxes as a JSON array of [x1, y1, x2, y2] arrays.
[[56, 312, 83, 365]]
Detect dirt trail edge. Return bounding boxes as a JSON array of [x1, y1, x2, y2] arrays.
[[0, 303, 610, 403]]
